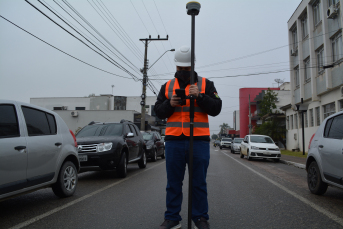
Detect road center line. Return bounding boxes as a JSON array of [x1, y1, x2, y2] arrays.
[[221, 152, 343, 227], [9, 161, 166, 229]]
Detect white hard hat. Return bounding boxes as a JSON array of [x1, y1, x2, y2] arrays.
[[174, 45, 196, 67]]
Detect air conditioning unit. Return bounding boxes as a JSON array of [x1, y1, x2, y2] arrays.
[[62, 106, 68, 110], [341, 86, 343, 97], [71, 111, 78, 117], [290, 49, 295, 56], [327, 5, 338, 19]]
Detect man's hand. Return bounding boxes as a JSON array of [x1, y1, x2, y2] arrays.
[[189, 85, 199, 98], [170, 94, 181, 107]]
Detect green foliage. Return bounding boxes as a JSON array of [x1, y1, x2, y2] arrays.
[[219, 123, 230, 134], [253, 118, 286, 149], [259, 88, 278, 117], [211, 134, 218, 140]]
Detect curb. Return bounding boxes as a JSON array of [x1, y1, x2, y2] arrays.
[[280, 159, 306, 169]]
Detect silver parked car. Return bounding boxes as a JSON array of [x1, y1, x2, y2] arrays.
[[306, 110, 343, 195], [231, 138, 243, 154], [0, 100, 80, 200]]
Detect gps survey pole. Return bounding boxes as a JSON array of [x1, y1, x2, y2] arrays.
[[186, 2, 201, 229]]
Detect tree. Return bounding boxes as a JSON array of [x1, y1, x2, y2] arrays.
[[219, 123, 230, 135], [259, 88, 278, 117], [253, 118, 286, 149], [211, 134, 218, 140]]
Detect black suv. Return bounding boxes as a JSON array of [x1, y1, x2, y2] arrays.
[[142, 131, 165, 161], [75, 120, 146, 178]]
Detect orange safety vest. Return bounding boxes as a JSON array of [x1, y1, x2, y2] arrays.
[[164, 76, 210, 136]]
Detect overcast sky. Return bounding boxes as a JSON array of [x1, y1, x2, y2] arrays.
[[0, 0, 301, 134]]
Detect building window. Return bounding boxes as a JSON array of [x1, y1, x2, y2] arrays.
[[295, 113, 298, 129], [294, 67, 300, 88], [316, 107, 321, 126], [340, 100, 343, 111], [313, 1, 321, 26], [304, 58, 311, 81], [292, 27, 298, 50], [302, 14, 308, 38], [304, 111, 308, 127], [316, 47, 324, 74], [75, 107, 85, 110], [310, 109, 314, 127], [323, 102, 336, 119], [290, 115, 293, 129], [332, 32, 343, 63], [329, 0, 338, 6]]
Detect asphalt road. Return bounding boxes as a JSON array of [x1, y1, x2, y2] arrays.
[[1, 145, 343, 229]]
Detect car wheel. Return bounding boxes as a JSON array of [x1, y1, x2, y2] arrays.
[[151, 149, 157, 162], [161, 148, 165, 159], [138, 149, 147, 169], [307, 161, 328, 195], [117, 152, 127, 178], [247, 150, 251, 161], [220, 146, 222, 149], [52, 161, 78, 198], [240, 150, 244, 158]]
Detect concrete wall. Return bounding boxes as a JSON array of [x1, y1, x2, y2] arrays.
[[54, 110, 137, 134], [31, 97, 91, 111]]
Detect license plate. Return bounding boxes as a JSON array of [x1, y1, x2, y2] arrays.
[[79, 155, 88, 162], [264, 152, 271, 155]]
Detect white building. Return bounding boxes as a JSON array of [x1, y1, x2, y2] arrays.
[[284, 0, 343, 151], [30, 95, 160, 133]]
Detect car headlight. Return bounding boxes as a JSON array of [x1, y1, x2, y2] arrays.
[[251, 146, 259, 150], [97, 142, 113, 152], [146, 145, 153, 149]]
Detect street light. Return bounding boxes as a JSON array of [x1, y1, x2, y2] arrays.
[[148, 49, 175, 71]]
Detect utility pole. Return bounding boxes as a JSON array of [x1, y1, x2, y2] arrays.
[[139, 35, 168, 131], [301, 98, 305, 155], [249, 94, 252, 135]]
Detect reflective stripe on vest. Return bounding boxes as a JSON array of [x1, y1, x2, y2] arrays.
[[165, 76, 210, 136]]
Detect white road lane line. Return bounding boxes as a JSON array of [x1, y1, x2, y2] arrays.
[[221, 152, 343, 227], [9, 162, 166, 229]]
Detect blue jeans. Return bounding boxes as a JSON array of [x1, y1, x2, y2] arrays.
[[164, 140, 210, 222]]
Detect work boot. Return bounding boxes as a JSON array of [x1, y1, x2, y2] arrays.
[[159, 219, 181, 229], [194, 217, 210, 229]]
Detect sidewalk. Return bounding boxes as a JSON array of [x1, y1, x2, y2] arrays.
[[280, 154, 306, 169]]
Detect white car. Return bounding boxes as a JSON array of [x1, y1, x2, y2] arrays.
[[240, 135, 281, 162], [306, 110, 343, 195], [220, 138, 232, 149], [231, 138, 243, 154]]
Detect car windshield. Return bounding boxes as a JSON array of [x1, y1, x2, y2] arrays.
[[142, 133, 153, 140], [234, 138, 243, 143], [250, 136, 274, 143], [222, 138, 232, 141], [76, 124, 123, 137]]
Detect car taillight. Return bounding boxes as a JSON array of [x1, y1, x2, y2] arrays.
[[308, 133, 315, 149], [69, 130, 78, 148]]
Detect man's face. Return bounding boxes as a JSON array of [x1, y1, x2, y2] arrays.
[[177, 66, 191, 71]]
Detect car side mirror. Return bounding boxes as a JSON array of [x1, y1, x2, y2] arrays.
[[244, 140, 248, 143], [126, 132, 134, 138]]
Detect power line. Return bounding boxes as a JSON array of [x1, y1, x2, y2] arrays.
[[27, 0, 139, 81], [47, 0, 142, 78], [59, 0, 141, 79], [196, 28, 342, 69], [0, 15, 131, 79], [88, 0, 143, 63]]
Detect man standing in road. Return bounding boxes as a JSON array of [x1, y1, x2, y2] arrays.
[[154, 45, 222, 229]]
